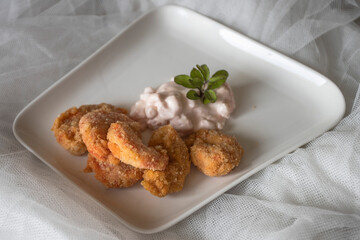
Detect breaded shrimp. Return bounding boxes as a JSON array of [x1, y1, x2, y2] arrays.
[[189, 129, 244, 177], [141, 125, 191, 197], [107, 122, 168, 171], [79, 110, 140, 162], [85, 153, 143, 188], [51, 103, 127, 155], [183, 132, 197, 149]]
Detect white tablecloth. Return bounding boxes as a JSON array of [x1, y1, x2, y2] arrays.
[[1, 0, 360, 239]]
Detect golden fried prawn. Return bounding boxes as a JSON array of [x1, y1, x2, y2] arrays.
[[183, 132, 197, 149], [79, 110, 140, 162], [107, 122, 168, 171], [51, 103, 127, 155], [141, 125, 191, 197], [189, 129, 244, 177], [85, 153, 143, 188]]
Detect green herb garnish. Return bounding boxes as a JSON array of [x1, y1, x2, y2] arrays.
[[174, 64, 228, 104]]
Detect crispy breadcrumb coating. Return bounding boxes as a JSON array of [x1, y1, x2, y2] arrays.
[[79, 110, 140, 162], [183, 132, 197, 149], [51, 103, 127, 155], [188, 129, 244, 177], [107, 122, 168, 171], [141, 125, 191, 197], [85, 153, 143, 188]]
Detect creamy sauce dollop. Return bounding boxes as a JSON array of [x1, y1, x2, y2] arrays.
[[130, 79, 236, 135]]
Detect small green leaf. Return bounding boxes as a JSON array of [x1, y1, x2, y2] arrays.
[[204, 89, 217, 103], [189, 77, 204, 88], [211, 70, 228, 79], [186, 90, 201, 100], [196, 64, 210, 80], [203, 97, 211, 104], [208, 70, 229, 89], [201, 64, 210, 80], [174, 75, 196, 88], [190, 68, 204, 81], [208, 77, 226, 89]]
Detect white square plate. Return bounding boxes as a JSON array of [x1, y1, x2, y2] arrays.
[[13, 5, 345, 234]]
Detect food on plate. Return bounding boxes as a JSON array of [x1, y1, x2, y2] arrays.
[[107, 122, 169, 171], [187, 129, 244, 177], [85, 153, 143, 188], [79, 110, 140, 162], [183, 131, 197, 149], [51, 103, 127, 155], [130, 64, 235, 135], [141, 125, 191, 197], [51, 65, 244, 196]]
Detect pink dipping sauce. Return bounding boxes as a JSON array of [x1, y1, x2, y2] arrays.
[[130, 79, 236, 135]]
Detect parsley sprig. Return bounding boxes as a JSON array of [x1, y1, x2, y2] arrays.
[[174, 64, 229, 104]]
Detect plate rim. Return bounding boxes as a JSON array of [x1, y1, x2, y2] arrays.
[[12, 4, 346, 234]]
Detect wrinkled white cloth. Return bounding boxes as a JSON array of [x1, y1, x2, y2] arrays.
[[1, 0, 360, 239]]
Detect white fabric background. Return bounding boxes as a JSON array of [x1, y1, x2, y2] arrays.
[[1, 0, 360, 239]]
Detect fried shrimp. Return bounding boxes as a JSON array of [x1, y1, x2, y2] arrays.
[[51, 103, 127, 155], [79, 110, 140, 162], [85, 153, 143, 188], [107, 122, 168, 171], [183, 132, 197, 149], [188, 129, 244, 177], [141, 125, 191, 197]]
